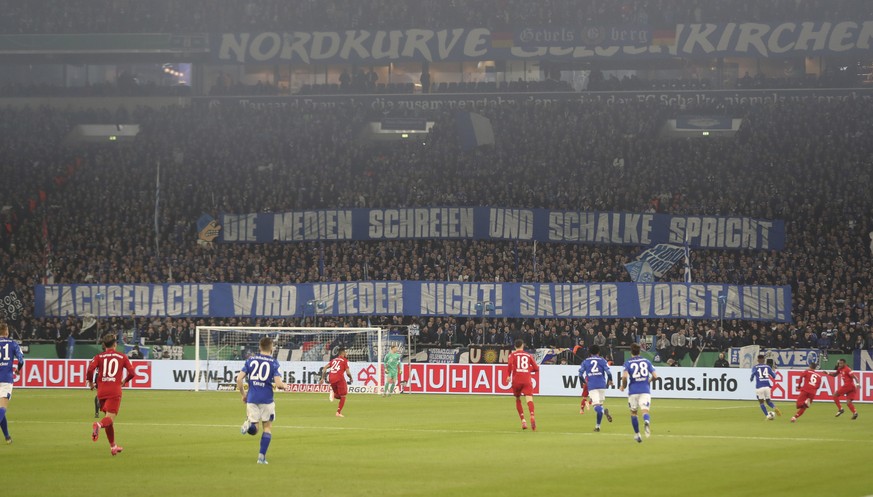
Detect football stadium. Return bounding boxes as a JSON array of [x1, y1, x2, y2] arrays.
[[1, 1, 872, 496]]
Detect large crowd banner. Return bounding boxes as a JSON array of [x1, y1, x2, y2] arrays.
[[215, 207, 785, 250], [36, 281, 791, 322], [213, 21, 873, 63], [196, 89, 873, 113]]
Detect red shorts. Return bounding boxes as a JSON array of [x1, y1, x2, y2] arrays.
[[99, 396, 122, 414], [331, 379, 348, 397], [795, 391, 815, 409], [835, 386, 858, 399], [512, 381, 533, 397]]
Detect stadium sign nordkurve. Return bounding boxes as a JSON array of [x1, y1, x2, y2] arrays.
[[36, 281, 792, 322], [213, 21, 873, 62]]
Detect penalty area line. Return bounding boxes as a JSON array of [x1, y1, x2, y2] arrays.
[[15, 420, 856, 443]]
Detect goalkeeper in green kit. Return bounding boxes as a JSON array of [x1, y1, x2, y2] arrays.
[[383, 345, 402, 396]]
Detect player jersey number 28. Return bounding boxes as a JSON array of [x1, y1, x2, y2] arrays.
[[248, 359, 272, 381], [628, 361, 650, 380]]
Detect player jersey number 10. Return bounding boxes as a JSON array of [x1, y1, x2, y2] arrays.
[[101, 357, 120, 378]]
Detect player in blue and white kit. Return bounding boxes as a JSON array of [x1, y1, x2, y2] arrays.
[[750, 354, 781, 419], [619, 343, 659, 443], [235, 336, 289, 464], [0, 322, 24, 444], [579, 344, 614, 432]]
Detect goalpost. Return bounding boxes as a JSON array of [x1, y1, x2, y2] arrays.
[[194, 326, 409, 392]]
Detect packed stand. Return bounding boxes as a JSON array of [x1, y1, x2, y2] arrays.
[[2, 93, 873, 360], [2, 0, 872, 34]]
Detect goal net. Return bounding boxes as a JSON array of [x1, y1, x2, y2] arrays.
[[194, 326, 409, 392]]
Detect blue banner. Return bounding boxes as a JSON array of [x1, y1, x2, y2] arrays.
[[36, 282, 791, 322], [213, 22, 873, 63], [216, 208, 785, 250]]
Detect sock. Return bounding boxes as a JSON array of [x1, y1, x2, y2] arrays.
[[643, 413, 651, 424], [0, 407, 7, 438], [766, 400, 775, 409], [848, 402, 857, 414], [759, 403, 769, 415], [527, 401, 535, 417], [94, 397, 100, 414], [100, 416, 113, 429], [105, 424, 115, 445], [337, 396, 346, 413], [515, 398, 524, 418], [835, 399, 843, 410], [259, 432, 272, 456], [595, 405, 603, 425], [386, 382, 394, 394], [631, 415, 639, 434], [795, 407, 806, 418]]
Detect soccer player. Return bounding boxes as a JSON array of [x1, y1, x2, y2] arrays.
[[323, 348, 353, 417], [791, 360, 824, 423], [87, 334, 136, 456], [619, 343, 659, 443], [829, 358, 860, 420], [750, 354, 781, 419], [0, 322, 24, 444], [507, 339, 539, 431], [579, 344, 613, 431], [383, 344, 402, 396], [235, 336, 289, 464]]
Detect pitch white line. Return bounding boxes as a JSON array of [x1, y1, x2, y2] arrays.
[[14, 420, 858, 443]]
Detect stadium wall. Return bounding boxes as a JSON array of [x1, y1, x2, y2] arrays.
[[12, 359, 872, 403]]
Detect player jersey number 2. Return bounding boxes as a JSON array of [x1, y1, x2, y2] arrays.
[[101, 357, 120, 378], [628, 361, 649, 380], [248, 360, 271, 381], [587, 359, 600, 374]]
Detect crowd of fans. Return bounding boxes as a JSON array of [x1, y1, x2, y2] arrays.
[[1, 0, 871, 34], [2, 87, 873, 362]]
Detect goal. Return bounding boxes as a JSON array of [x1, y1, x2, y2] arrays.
[[193, 326, 408, 392]]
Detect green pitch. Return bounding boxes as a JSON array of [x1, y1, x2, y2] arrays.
[[4, 390, 871, 497]]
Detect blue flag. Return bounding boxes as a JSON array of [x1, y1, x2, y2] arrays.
[[625, 244, 684, 281]]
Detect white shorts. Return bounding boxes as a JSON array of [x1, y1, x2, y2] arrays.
[[0, 383, 11, 400], [755, 387, 771, 401], [246, 402, 276, 423], [589, 389, 606, 405], [627, 393, 652, 412]]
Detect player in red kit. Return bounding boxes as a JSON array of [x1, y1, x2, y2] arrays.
[[507, 339, 539, 431], [830, 358, 860, 420], [86, 334, 136, 455], [791, 360, 824, 423], [322, 348, 353, 417]]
